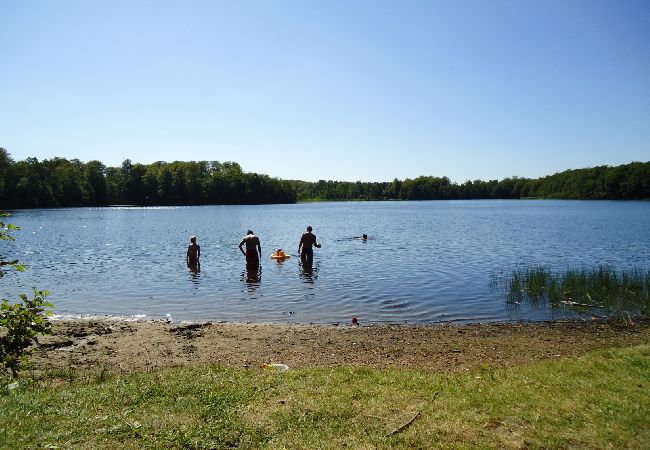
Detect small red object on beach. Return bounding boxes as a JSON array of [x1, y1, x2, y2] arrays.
[[351, 317, 358, 326]]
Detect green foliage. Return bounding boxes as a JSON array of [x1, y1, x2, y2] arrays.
[[0, 213, 26, 276], [0, 152, 296, 208], [290, 162, 650, 201], [0, 289, 53, 380], [494, 264, 650, 317], [0, 211, 52, 381], [0, 148, 648, 207]]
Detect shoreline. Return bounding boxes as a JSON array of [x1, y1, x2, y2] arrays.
[[33, 317, 650, 376], [49, 313, 595, 327]]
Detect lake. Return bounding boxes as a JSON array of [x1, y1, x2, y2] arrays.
[[2, 200, 649, 324]]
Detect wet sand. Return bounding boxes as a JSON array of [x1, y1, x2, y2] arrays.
[[32, 318, 650, 375]]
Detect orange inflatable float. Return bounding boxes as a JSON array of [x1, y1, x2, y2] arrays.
[[271, 249, 291, 260]]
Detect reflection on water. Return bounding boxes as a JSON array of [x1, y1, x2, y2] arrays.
[[2, 201, 650, 324], [187, 261, 201, 282], [299, 261, 319, 284], [241, 265, 262, 292], [271, 257, 291, 266]]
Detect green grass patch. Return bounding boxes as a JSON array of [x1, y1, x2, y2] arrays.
[[2, 345, 649, 448], [493, 265, 650, 317]]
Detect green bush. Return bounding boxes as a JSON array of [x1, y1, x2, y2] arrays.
[[1, 212, 52, 381], [0, 213, 27, 277], [0, 289, 53, 381]]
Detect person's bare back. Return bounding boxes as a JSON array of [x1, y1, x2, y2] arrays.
[[299, 232, 316, 249], [186, 236, 201, 268], [243, 235, 260, 252], [298, 225, 321, 264], [239, 230, 262, 268]]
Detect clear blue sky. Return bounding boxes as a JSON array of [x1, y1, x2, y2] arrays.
[[1, 0, 648, 182]]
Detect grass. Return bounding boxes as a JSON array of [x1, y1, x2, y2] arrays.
[[492, 265, 650, 317], [1, 345, 649, 448]]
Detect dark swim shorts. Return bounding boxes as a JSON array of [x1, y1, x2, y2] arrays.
[[301, 248, 313, 261], [246, 250, 259, 266]]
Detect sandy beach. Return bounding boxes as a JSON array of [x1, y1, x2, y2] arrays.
[[32, 318, 650, 375]]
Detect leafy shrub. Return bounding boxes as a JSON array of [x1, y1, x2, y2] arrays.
[[0, 289, 53, 380], [0, 213, 27, 276], [1, 213, 52, 381]]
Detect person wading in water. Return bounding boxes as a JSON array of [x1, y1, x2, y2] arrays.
[[239, 230, 261, 271], [298, 225, 321, 265], [186, 235, 201, 272]]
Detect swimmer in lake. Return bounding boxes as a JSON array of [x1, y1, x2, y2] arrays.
[[187, 236, 201, 271], [356, 234, 368, 240], [239, 230, 261, 269], [298, 225, 321, 265]]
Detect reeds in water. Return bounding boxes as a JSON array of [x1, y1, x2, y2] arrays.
[[492, 265, 650, 316]]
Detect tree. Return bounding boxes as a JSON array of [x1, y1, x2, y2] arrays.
[[1, 149, 647, 205], [105, 166, 126, 204], [86, 160, 108, 205], [125, 163, 147, 205], [0, 148, 13, 207]]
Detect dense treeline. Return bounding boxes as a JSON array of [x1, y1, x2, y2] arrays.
[[0, 149, 296, 208], [524, 163, 650, 200], [291, 162, 650, 201], [0, 147, 648, 208]]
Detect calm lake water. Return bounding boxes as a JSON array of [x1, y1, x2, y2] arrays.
[[2, 200, 649, 324]]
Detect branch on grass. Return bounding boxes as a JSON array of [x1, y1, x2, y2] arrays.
[[385, 411, 421, 437]]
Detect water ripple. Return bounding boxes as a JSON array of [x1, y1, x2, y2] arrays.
[[3, 201, 650, 323]]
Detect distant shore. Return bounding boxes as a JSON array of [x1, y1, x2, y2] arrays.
[[33, 317, 650, 375]]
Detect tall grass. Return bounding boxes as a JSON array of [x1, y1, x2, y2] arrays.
[[492, 265, 650, 317]]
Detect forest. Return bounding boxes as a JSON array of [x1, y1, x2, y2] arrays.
[[0, 148, 648, 208], [290, 161, 650, 201], [0, 149, 296, 208]]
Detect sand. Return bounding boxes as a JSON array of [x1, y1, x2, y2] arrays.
[[31, 318, 650, 375]]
